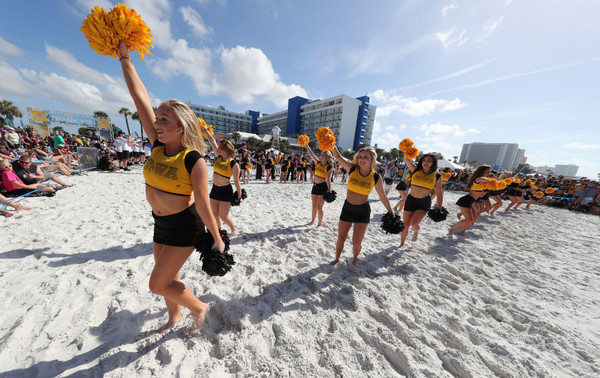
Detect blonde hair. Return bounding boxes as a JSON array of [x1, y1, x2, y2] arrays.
[[352, 147, 378, 170], [319, 150, 334, 166], [163, 99, 205, 153], [218, 139, 235, 157], [0, 158, 10, 169]]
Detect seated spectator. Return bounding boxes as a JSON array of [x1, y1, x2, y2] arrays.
[[0, 192, 33, 218], [12, 155, 72, 189], [97, 151, 118, 171], [0, 158, 55, 197], [4, 127, 21, 148]]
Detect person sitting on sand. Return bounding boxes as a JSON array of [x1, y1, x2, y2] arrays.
[[0, 192, 33, 218], [331, 145, 394, 265], [118, 40, 225, 335], [12, 155, 72, 189], [0, 158, 55, 197]]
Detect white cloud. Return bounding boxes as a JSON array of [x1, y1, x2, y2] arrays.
[[0, 36, 24, 56], [476, 17, 503, 42], [45, 44, 112, 86], [437, 27, 469, 49], [563, 142, 600, 150], [441, 2, 457, 18], [219, 46, 308, 107], [151, 39, 216, 94], [180, 6, 213, 39], [416, 122, 481, 140], [0, 61, 37, 96], [127, 0, 173, 49], [370, 89, 467, 117]]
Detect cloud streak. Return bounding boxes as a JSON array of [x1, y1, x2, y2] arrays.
[[426, 57, 600, 97]]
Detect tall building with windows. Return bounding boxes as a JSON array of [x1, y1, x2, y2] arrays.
[[257, 94, 376, 151], [459, 142, 524, 171], [186, 103, 259, 136], [187, 94, 376, 151], [553, 164, 579, 176]]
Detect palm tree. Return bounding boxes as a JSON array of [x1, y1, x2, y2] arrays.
[[279, 139, 289, 152], [118, 107, 132, 135], [93, 111, 108, 119], [231, 132, 241, 146], [131, 111, 144, 139], [0, 99, 23, 127]]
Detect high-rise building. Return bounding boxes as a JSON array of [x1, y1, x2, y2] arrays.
[[257, 94, 376, 151], [553, 164, 579, 177], [188, 94, 376, 151], [187, 103, 259, 136], [459, 142, 523, 170]]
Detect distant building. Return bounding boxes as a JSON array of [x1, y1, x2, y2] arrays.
[[459, 142, 524, 171], [188, 94, 376, 151], [257, 94, 376, 151], [554, 164, 579, 177], [187, 103, 259, 136]]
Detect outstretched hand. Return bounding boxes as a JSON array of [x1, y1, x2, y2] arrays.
[[118, 40, 129, 58]]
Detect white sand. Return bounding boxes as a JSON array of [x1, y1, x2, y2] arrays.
[[1, 166, 599, 377]]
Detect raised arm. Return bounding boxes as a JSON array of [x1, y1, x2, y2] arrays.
[[305, 145, 318, 164], [403, 154, 417, 172], [203, 126, 219, 153], [332, 146, 354, 172], [118, 41, 157, 143]]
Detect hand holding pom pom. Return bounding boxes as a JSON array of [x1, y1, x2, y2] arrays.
[[323, 190, 337, 203], [427, 206, 449, 222], [381, 212, 405, 234]]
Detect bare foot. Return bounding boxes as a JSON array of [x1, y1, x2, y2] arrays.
[[14, 204, 33, 211], [330, 260, 340, 268], [157, 314, 183, 334], [231, 230, 239, 236], [307, 221, 315, 226], [411, 232, 419, 242], [316, 223, 323, 229], [1, 210, 14, 218], [186, 303, 210, 336], [448, 228, 454, 235]]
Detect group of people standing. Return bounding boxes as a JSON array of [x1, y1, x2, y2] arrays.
[[113, 38, 570, 336]]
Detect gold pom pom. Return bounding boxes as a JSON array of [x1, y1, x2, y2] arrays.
[[81, 3, 154, 59], [297, 135, 309, 147], [198, 118, 214, 138], [315, 127, 336, 151]]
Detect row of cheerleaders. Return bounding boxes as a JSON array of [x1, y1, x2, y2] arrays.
[[201, 133, 558, 266]]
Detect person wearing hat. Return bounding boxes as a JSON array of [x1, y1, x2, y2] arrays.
[[4, 127, 21, 149]]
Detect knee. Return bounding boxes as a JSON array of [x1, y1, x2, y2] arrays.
[[410, 220, 420, 229], [149, 276, 168, 295]]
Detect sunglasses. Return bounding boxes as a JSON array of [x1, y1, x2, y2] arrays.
[[0, 165, 11, 169]]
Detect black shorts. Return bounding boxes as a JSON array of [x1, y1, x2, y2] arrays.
[[209, 184, 234, 202], [384, 178, 394, 185], [339, 200, 371, 223], [152, 205, 205, 247], [311, 182, 328, 195], [456, 194, 476, 208], [505, 188, 520, 197], [404, 194, 431, 212]]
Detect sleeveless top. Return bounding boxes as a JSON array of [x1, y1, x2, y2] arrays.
[[410, 170, 440, 190], [144, 140, 201, 196], [470, 181, 486, 191], [213, 156, 236, 178], [347, 166, 380, 195], [314, 162, 331, 179]]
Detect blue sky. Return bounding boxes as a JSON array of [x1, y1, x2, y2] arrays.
[[1, 0, 599, 178]]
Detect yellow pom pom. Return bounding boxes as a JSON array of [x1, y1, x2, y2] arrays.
[[405, 146, 419, 159], [399, 138, 414, 152], [198, 118, 213, 138], [297, 135, 309, 147], [82, 3, 153, 59], [315, 127, 335, 151], [535, 191, 544, 199], [545, 187, 555, 194], [441, 172, 452, 181]]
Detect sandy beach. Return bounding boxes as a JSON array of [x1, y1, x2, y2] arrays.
[[1, 166, 599, 377]]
